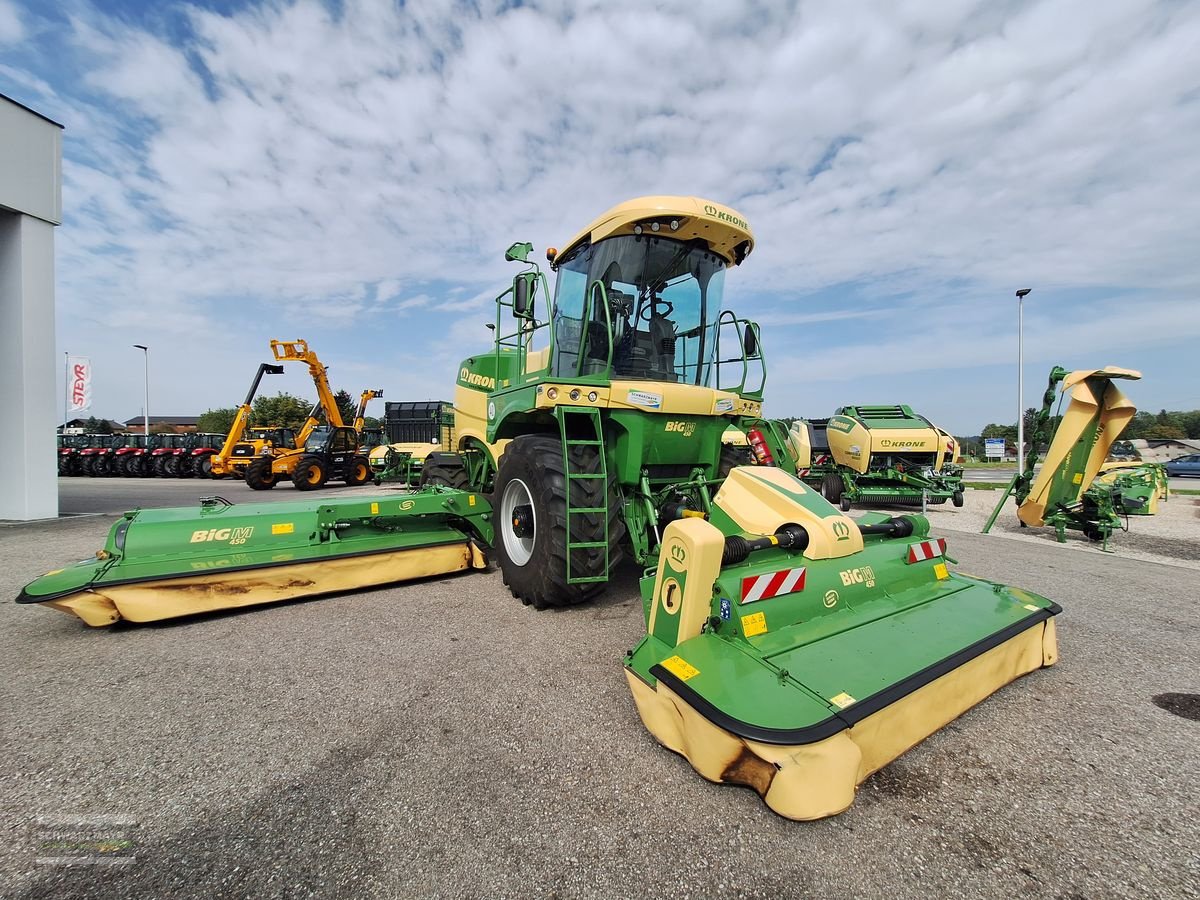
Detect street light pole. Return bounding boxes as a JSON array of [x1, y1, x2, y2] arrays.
[[1015, 289, 1032, 475], [133, 344, 150, 437]]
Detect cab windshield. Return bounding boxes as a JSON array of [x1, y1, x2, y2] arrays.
[[550, 235, 727, 383]]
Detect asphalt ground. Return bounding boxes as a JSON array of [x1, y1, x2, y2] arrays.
[[1, 480, 1197, 899]]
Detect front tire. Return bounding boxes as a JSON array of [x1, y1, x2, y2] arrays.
[[292, 457, 327, 491], [344, 456, 371, 486], [492, 435, 625, 610], [245, 457, 278, 490]]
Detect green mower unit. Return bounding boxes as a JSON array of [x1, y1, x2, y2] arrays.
[[983, 366, 1142, 547], [625, 465, 1059, 820], [17, 489, 492, 626], [1095, 461, 1168, 516]]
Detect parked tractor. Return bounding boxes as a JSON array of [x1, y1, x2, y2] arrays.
[[78, 434, 126, 477], [114, 434, 160, 477], [57, 434, 90, 475], [148, 434, 189, 477]]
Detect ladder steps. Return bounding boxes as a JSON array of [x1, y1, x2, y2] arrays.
[[557, 406, 610, 586]]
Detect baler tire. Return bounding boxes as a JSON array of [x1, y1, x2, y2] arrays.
[[822, 472, 844, 504], [245, 457, 278, 490], [292, 457, 327, 491], [345, 456, 371, 486], [493, 434, 625, 610], [953, 490, 965, 507], [839, 495, 852, 512], [420, 456, 470, 490]]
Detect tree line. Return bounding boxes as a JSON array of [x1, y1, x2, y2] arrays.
[[962, 406, 1200, 457], [196, 390, 380, 435]]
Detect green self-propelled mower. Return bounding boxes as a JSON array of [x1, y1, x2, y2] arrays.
[[16, 195, 1063, 822]]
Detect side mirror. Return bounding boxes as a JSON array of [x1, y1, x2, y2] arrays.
[[513, 273, 535, 319], [743, 325, 759, 358], [505, 242, 533, 263]]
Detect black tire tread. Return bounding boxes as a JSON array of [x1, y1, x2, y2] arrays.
[[494, 435, 625, 610]]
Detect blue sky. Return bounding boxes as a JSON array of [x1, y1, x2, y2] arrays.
[[2, 0, 1198, 434]]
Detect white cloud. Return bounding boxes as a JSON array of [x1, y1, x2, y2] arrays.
[[0, 0, 22, 44], [1, 0, 1197, 424]]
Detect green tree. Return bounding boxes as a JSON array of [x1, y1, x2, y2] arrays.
[[150, 422, 178, 435], [1179, 411, 1200, 439], [83, 415, 112, 434], [334, 389, 356, 426], [980, 423, 1018, 441], [197, 408, 238, 434], [1144, 424, 1185, 440], [252, 392, 315, 429]]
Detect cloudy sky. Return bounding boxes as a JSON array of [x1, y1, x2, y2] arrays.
[[2, 0, 1198, 434]]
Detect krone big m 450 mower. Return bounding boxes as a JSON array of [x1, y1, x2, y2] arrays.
[[16, 197, 1062, 820]]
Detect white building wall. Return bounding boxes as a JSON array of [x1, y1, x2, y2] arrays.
[[0, 96, 62, 520]]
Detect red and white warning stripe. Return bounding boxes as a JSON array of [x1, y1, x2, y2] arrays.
[[906, 538, 947, 563], [741, 567, 806, 603]]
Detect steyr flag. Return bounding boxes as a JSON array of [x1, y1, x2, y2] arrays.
[[67, 356, 92, 414]]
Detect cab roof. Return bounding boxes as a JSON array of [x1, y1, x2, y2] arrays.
[[554, 196, 754, 268]]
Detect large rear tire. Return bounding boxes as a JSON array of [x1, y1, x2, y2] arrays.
[[245, 457, 278, 490], [195, 454, 214, 478], [126, 456, 146, 477], [419, 453, 470, 490], [492, 434, 625, 610], [92, 455, 113, 477], [57, 456, 71, 476], [344, 456, 372, 486], [719, 445, 753, 478], [292, 457, 327, 491], [163, 456, 181, 478]]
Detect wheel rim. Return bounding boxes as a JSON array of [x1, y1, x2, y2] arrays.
[[500, 478, 536, 567]]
